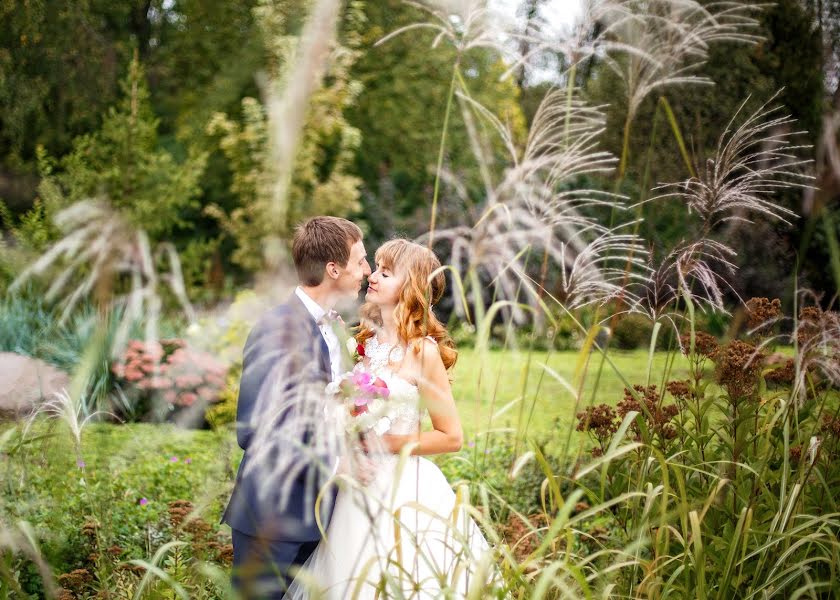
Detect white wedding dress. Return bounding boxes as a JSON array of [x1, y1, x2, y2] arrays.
[[285, 336, 496, 599]]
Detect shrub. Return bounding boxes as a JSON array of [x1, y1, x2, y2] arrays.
[[611, 312, 657, 350], [110, 339, 227, 425], [1, 422, 237, 595]]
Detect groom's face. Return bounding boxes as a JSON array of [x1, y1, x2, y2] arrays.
[[334, 239, 370, 302]]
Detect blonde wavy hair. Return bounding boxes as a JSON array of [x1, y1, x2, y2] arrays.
[[357, 239, 457, 370]]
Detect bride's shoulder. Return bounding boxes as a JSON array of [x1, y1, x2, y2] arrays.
[[408, 336, 444, 364]]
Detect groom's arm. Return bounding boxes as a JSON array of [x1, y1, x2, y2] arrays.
[[235, 310, 323, 451]]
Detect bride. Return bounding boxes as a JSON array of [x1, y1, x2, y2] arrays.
[[286, 239, 498, 599]]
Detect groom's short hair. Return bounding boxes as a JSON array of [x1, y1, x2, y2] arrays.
[[292, 216, 363, 286]]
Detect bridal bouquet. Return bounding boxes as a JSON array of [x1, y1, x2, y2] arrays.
[[326, 363, 394, 436]]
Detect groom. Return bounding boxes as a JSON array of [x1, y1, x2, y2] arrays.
[[222, 216, 371, 598]]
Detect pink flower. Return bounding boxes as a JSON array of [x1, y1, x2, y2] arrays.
[[352, 371, 371, 387], [179, 392, 198, 407], [111, 364, 125, 378], [124, 369, 143, 382], [372, 377, 390, 398], [149, 377, 172, 390], [139, 498, 149, 506], [206, 374, 225, 387], [163, 390, 177, 404], [185, 458, 192, 465], [354, 395, 369, 407], [170, 456, 178, 463], [197, 386, 215, 401]]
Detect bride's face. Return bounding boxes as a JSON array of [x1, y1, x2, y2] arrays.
[[366, 261, 405, 308]]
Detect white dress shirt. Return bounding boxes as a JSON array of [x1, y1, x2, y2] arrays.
[[295, 286, 342, 382]]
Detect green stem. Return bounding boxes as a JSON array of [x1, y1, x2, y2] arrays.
[[563, 63, 577, 148], [659, 95, 696, 179], [428, 59, 461, 247]]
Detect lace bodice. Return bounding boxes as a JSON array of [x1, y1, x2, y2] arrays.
[[364, 336, 424, 435]]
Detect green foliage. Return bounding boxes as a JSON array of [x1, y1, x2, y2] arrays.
[[1, 422, 236, 595], [205, 368, 240, 430], [347, 0, 528, 240], [611, 313, 667, 350], [41, 57, 207, 240], [571, 317, 840, 595], [434, 432, 567, 520], [205, 5, 363, 271]]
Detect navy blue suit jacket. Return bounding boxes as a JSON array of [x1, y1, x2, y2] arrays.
[[222, 293, 338, 541]]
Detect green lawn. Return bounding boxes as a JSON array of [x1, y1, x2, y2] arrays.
[[451, 348, 693, 439]]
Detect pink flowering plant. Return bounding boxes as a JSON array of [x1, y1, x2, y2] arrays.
[[327, 363, 394, 436], [111, 338, 227, 420]]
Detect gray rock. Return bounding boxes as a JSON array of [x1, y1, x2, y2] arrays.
[[0, 352, 70, 420]]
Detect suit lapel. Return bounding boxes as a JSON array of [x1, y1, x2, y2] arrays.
[[287, 293, 331, 377]]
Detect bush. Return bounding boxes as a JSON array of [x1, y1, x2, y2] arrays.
[[110, 339, 227, 425], [572, 305, 840, 596], [1, 422, 238, 595], [610, 313, 654, 350], [434, 431, 568, 519]]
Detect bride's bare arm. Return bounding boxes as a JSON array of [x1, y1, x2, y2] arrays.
[[381, 339, 463, 455]]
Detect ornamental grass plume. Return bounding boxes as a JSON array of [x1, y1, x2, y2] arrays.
[[600, 0, 764, 126], [425, 89, 648, 321], [376, 0, 511, 55], [648, 93, 812, 233], [9, 199, 195, 353], [628, 239, 736, 332], [794, 302, 840, 389]]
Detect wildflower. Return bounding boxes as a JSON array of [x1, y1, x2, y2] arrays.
[[666, 380, 692, 403], [170, 456, 179, 463], [185, 457, 192, 464], [169, 500, 194, 528], [679, 332, 720, 358], [57, 569, 92, 594], [715, 340, 765, 399], [617, 385, 679, 442], [179, 392, 198, 407], [820, 414, 840, 439], [76, 459, 86, 469], [576, 404, 619, 441], [216, 543, 234, 565], [139, 498, 148, 506], [81, 520, 98, 541], [746, 297, 782, 330], [765, 358, 795, 386], [57, 589, 75, 600]]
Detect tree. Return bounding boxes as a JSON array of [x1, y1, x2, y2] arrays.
[[204, 0, 363, 273], [345, 0, 528, 242], [36, 55, 207, 240]]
